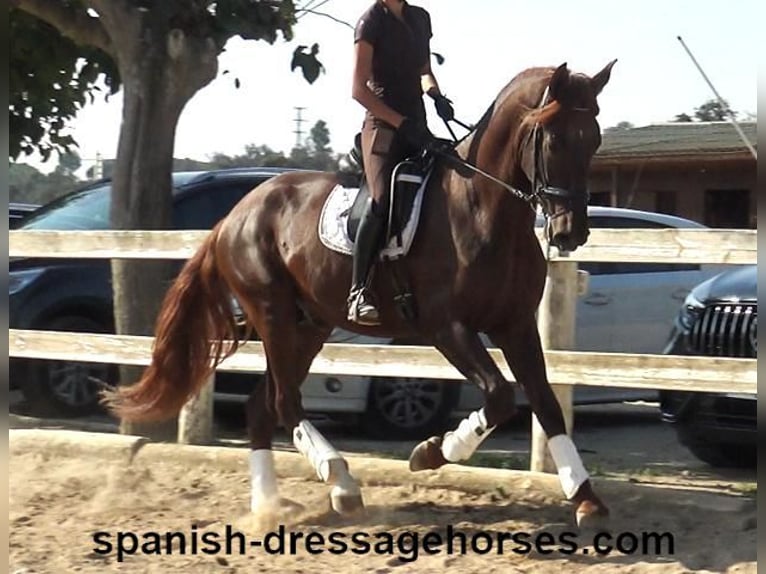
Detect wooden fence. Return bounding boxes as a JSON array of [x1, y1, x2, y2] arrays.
[[9, 228, 757, 472]]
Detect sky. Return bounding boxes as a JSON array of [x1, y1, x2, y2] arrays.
[[22, 0, 760, 175]]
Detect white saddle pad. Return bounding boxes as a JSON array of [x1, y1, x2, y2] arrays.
[[318, 172, 431, 259]]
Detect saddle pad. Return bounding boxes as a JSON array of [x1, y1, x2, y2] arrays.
[[318, 176, 430, 259]]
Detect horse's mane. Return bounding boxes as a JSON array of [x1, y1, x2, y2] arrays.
[[457, 67, 557, 162]]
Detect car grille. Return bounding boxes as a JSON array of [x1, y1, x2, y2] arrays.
[[689, 303, 757, 358]]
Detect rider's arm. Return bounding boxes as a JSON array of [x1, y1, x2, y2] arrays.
[[352, 40, 405, 129], [420, 60, 444, 100]]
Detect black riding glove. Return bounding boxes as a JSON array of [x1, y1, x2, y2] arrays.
[[397, 118, 435, 151], [431, 93, 455, 122]]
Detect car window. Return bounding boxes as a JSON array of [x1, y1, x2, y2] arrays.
[[173, 180, 261, 229], [583, 215, 700, 275], [18, 184, 112, 230]]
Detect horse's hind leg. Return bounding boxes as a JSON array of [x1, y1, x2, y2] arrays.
[[243, 372, 280, 516], [489, 319, 609, 528], [409, 321, 516, 471], [244, 292, 364, 516]]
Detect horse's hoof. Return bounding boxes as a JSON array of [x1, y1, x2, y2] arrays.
[[408, 436, 448, 472], [575, 500, 610, 530], [330, 485, 365, 515]]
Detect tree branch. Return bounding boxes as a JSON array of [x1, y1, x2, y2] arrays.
[[296, 9, 353, 30], [12, 0, 113, 55]]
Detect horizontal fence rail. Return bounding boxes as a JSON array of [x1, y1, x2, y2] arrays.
[[8, 226, 757, 469], [9, 329, 757, 395], [9, 228, 758, 264]]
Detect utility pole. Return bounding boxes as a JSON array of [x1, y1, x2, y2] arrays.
[[293, 106, 307, 148]]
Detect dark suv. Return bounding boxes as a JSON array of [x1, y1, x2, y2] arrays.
[[10, 168, 290, 416], [660, 265, 757, 468]]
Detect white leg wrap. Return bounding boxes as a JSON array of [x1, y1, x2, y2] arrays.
[[249, 449, 279, 512], [548, 434, 589, 499], [293, 420, 343, 482], [441, 408, 496, 462]]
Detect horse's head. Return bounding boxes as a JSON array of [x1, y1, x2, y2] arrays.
[[520, 60, 616, 252]]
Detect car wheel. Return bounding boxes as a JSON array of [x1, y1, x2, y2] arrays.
[[362, 376, 460, 440], [21, 316, 116, 418]]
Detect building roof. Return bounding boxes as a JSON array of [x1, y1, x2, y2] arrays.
[[595, 121, 757, 161]]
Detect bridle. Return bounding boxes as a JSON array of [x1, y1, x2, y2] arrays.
[[526, 86, 593, 221], [438, 84, 595, 221]]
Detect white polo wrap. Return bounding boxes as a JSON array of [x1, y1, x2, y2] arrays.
[[440, 408, 495, 462], [249, 449, 278, 512], [547, 434, 589, 499], [293, 419, 343, 482]]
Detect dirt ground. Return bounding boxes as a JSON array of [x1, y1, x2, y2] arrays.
[[8, 429, 757, 574]]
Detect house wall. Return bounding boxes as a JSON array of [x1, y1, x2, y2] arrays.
[[588, 159, 756, 228]]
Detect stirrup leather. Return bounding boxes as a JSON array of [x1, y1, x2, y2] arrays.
[[347, 288, 380, 325]]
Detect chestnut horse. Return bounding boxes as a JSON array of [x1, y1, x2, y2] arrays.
[[105, 61, 616, 527]]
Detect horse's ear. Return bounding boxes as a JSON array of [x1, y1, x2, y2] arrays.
[[548, 63, 569, 101], [591, 59, 617, 95]]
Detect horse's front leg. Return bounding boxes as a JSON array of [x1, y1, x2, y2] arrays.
[[409, 321, 516, 471], [489, 321, 609, 528]]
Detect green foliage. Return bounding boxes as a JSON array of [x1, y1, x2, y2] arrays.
[[9, 0, 298, 162], [291, 43, 324, 84], [211, 0, 296, 45], [672, 99, 737, 123], [9, 156, 82, 205], [9, 8, 120, 161], [208, 120, 341, 171], [604, 120, 635, 133], [694, 98, 734, 122]]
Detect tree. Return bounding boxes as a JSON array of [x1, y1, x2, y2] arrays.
[[9, 158, 81, 205], [694, 99, 735, 122], [603, 121, 634, 133], [57, 150, 82, 176], [12, 0, 299, 439], [9, 8, 119, 161], [673, 112, 693, 122]]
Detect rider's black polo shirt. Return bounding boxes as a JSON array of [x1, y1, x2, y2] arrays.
[[354, 1, 432, 126]]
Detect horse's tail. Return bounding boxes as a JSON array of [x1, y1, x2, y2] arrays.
[[102, 223, 242, 422]]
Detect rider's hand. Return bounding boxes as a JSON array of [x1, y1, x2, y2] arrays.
[[397, 118, 436, 150], [432, 93, 455, 122]]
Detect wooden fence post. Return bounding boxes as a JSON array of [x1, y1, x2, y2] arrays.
[[177, 374, 215, 445], [530, 258, 578, 472]]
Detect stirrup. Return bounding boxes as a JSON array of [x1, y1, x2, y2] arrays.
[[347, 288, 381, 326]]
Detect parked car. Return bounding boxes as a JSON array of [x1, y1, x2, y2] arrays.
[[659, 265, 757, 468], [10, 168, 292, 415], [9, 202, 40, 226], [10, 179, 722, 439]]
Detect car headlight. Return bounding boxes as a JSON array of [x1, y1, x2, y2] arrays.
[[9, 268, 45, 295], [678, 290, 705, 330]]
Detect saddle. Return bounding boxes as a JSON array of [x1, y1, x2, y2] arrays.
[[323, 133, 436, 259], [320, 134, 438, 321]]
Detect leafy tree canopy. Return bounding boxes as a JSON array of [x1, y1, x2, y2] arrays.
[[8, 0, 320, 162], [9, 8, 119, 161]]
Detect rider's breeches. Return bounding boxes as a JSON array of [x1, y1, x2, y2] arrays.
[[361, 119, 408, 217]]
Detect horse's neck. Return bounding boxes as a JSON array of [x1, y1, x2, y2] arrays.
[[451, 100, 534, 229]]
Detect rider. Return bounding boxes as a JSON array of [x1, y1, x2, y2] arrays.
[[347, 0, 455, 326]]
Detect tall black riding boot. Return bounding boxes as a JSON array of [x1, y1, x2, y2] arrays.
[[348, 199, 386, 325]]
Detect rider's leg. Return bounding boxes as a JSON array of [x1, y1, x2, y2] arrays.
[[348, 197, 386, 325], [347, 121, 398, 325]]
